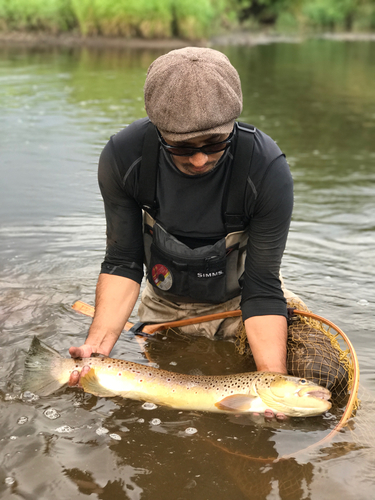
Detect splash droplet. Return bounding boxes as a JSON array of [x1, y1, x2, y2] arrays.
[[142, 402, 157, 410], [55, 425, 73, 433], [22, 391, 39, 402], [96, 426, 109, 436], [357, 299, 369, 306], [109, 433, 121, 440], [17, 417, 28, 425], [185, 427, 197, 435], [44, 408, 60, 420], [5, 394, 17, 401], [5, 477, 15, 486], [150, 418, 161, 426]]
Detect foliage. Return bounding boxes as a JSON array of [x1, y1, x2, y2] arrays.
[[301, 0, 360, 30], [0, 0, 76, 32], [0, 0, 374, 36]]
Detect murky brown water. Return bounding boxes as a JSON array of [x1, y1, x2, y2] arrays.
[[0, 40, 374, 499]]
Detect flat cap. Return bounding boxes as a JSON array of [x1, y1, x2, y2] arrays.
[[144, 47, 242, 141]]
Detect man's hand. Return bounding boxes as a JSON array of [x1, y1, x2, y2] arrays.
[[68, 344, 95, 387]]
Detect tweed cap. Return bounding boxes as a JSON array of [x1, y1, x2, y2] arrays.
[[144, 47, 243, 141]]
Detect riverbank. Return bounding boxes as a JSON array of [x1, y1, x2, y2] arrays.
[[1, 30, 375, 51]]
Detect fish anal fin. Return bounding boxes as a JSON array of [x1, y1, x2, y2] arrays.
[[80, 368, 117, 398], [215, 394, 258, 412]]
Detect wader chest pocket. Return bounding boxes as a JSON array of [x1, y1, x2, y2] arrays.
[[147, 228, 228, 303]]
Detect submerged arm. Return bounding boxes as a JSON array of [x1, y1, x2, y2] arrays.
[[68, 275, 140, 385], [244, 315, 287, 373]]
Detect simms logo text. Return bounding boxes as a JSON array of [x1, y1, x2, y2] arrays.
[[196, 270, 224, 278]]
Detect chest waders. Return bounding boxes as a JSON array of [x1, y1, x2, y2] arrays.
[[138, 122, 255, 304]]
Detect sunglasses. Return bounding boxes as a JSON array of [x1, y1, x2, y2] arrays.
[[156, 128, 234, 157]]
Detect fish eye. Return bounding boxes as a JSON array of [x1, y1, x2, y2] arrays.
[[299, 378, 308, 384]]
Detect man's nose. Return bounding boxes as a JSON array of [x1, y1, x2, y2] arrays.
[[189, 152, 208, 167]]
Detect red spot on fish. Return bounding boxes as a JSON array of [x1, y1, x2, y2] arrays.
[[118, 373, 122, 376]]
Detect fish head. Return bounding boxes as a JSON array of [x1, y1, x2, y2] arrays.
[[256, 373, 332, 417]]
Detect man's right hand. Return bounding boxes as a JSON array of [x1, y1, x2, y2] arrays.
[[68, 274, 140, 387], [68, 344, 95, 387]]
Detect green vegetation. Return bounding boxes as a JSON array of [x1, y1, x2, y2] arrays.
[[0, 0, 374, 38]]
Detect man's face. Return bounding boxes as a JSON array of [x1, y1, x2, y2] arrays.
[[164, 133, 229, 176]]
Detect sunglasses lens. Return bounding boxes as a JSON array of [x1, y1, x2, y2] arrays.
[[157, 128, 234, 156], [167, 142, 230, 156], [167, 147, 196, 156], [203, 143, 229, 154]]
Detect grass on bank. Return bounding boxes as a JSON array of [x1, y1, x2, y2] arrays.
[[0, 0, 374, 39]]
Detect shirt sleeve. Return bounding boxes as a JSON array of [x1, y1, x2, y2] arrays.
[[98, 138, 144, 284], [241, 154, 293, 320]]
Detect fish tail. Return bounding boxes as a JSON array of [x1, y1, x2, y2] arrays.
[[22, 336, 67, 396]]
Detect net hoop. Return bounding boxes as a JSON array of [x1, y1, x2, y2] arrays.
[[290, 309, 360, 447]]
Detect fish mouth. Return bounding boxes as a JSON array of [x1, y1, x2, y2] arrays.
[[302, 389, 331, 401]]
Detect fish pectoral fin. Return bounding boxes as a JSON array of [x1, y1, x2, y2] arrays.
[[215, 394, 258, 412], [80, 368, 117, 398]]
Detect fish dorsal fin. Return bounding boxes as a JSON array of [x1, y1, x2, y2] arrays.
[[215, 394, 258, 412], [80, 368, 117, 398]]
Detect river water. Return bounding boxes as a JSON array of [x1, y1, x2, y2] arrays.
[[0, 39, 374, 499]]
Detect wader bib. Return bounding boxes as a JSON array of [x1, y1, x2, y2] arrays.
[[138, 122, 256, 304]]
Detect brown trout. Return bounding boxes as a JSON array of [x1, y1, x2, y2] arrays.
[[22, 336, 331, 417]]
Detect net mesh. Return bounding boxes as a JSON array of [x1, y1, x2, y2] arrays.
[[235, 298, 358, 408]]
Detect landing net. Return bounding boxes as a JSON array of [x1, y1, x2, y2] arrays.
[[235, 298, 360, 431]]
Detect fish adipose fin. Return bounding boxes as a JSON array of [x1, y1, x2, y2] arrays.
[[22, 336, 65, 396], [215, 394, 258, 412], [80, 368, 117, 397]]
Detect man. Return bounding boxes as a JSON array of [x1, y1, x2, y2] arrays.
[[69, 47, 298, 411]]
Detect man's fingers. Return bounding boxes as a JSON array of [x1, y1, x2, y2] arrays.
[[79, 365, 91, 384], [68, 370, 81, 387], [68, 365, 91, 387], [275, 412, 288, 421], [264, 409, 288, 421]]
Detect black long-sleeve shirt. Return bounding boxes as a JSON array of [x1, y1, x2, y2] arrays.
[[98, 118, 294, 321]]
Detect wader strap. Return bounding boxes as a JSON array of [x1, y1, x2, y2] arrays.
[[138, 122, 160, 218], [224, 122, 256, 233]]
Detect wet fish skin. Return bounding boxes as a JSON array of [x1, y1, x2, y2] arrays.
[[22, 336, 332, 417]]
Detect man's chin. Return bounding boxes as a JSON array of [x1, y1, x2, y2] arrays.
[[178, 163, 217, 175]]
